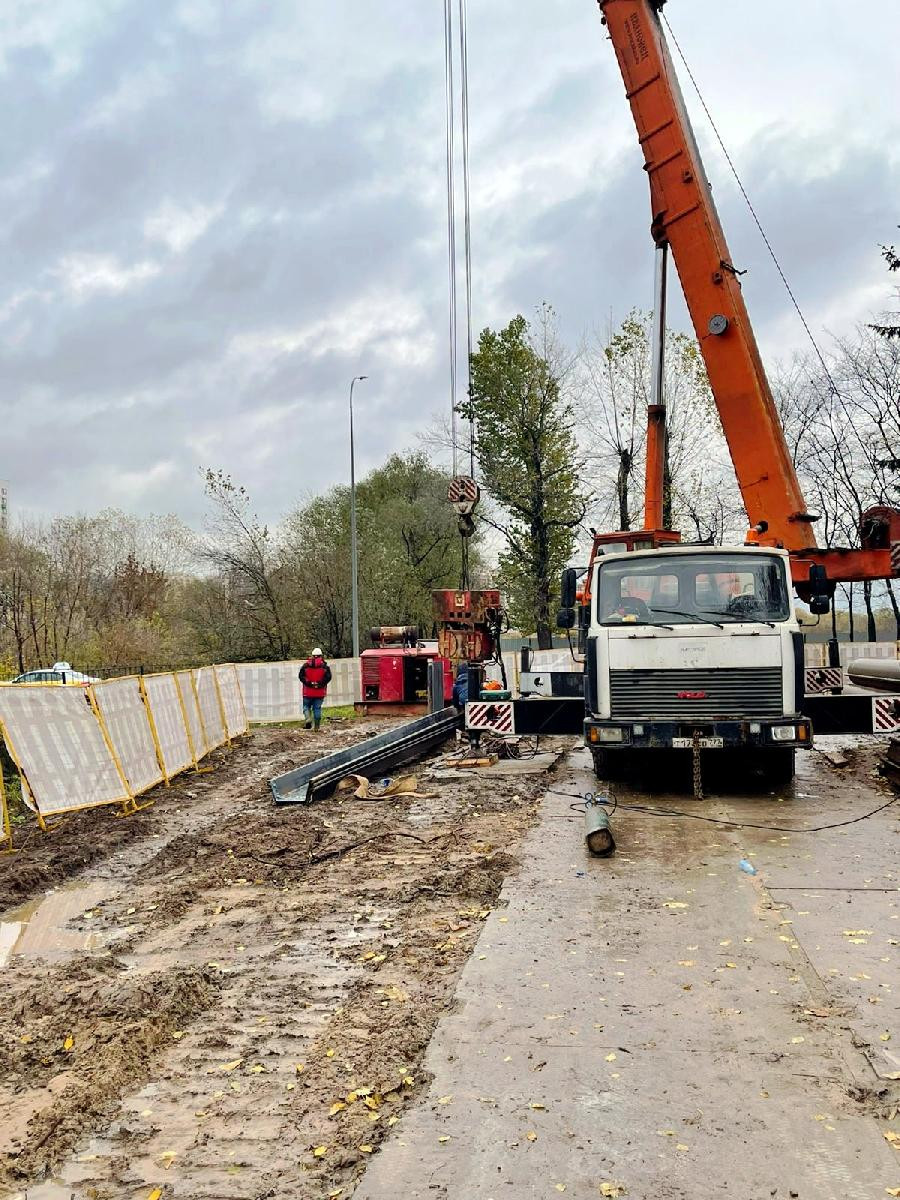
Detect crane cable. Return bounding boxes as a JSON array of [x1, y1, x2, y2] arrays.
[[661, 13, 842, 398], [443, 0, 459, 475], [458, 0, 476, 479]]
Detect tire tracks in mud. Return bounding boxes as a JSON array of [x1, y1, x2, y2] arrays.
[[0, 726, 560, 1198]]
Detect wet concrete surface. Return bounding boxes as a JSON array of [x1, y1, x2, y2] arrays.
[[356, 739, 899, 1200]]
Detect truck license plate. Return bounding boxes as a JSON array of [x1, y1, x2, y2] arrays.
[[672, 736, 724, 749]]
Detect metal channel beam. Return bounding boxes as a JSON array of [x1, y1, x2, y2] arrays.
[[270, 707, 461, 805]]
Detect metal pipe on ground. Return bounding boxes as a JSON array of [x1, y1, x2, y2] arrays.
[[584, 797, 616, 857]]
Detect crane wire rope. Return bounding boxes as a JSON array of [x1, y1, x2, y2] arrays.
[[661, 12, 841, 397], [443, 0, 459, 475], [458, 0, 476, 479]]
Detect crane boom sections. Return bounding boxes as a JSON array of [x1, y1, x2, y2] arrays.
[[598, 0, 900, 588]]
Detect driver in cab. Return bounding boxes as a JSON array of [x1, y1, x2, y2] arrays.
[[604, 594, 648, 623]]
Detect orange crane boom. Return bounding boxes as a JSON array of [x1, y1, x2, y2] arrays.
[[599, 0, 900, 590]]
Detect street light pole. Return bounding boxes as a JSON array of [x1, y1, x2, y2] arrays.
[[349, 374, 368, 661]]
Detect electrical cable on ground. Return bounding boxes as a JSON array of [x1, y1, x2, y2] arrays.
[[661, 12, 841, 397], [548, 787, 898, 834]]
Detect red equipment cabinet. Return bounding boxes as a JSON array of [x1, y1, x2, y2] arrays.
[[357, 628, 454, 716]]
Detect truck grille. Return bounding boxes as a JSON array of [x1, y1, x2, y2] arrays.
[[609, 667, 783, 719]]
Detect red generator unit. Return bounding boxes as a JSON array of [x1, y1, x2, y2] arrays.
[[357, 627, 454, 716]]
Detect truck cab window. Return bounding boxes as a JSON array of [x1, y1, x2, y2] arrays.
[[597, 554, 790, 626]]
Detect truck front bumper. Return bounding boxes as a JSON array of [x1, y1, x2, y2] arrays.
[[584, 717, 812, 750]]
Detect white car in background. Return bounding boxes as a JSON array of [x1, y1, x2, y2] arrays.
[[10, 662, 99, 686]]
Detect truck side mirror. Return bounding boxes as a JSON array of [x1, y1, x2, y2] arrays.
[[807, 564, 831, 616], [557, 607, 576, 630], [560, 567, 577, 609]]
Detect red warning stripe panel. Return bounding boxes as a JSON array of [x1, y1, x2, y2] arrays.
[[872, 696, 900, 733], [466, 701, 515, 734], [804, 667, 843, 694]]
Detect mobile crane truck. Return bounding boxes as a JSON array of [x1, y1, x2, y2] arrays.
[[536, 0, 900, 783]]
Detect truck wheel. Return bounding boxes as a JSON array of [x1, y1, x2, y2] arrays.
[[591, 749, 629, 780], [761, 747, 795, 785]]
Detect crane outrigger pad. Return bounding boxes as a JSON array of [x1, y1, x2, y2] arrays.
[[269, 707, 462, 804]]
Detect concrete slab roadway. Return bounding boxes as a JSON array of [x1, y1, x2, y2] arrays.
[[355, 741, 899, 1200]]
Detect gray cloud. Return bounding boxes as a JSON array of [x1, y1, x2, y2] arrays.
[[1, 0, 897, 526]]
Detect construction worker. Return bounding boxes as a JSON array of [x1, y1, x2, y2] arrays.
[[298, 648, 332, 731]]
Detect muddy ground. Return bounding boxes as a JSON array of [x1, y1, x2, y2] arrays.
[[0, 722, 560, 1199]]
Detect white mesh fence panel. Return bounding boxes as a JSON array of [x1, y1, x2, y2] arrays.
[[91, 677, 163, 796], [235, 661, 303, 722], [323, 658, 359, 708], [215, 664, 248, 738], [141, 674, 193, 777], [194, 667, 227, 748], [0, 686, 128, 815], [175, 670, 208, 760]]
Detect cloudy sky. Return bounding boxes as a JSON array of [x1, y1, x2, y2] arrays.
[[2, 0, 897, 527]]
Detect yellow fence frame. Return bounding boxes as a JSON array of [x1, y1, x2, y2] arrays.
[[0, 661, 253, 835]]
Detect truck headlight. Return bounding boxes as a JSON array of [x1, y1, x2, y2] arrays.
[[597, 727, 627, 743], [771, 725, 797, 742]]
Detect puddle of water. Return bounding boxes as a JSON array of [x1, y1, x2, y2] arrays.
[[5, 1180, 71, 1200], [0, 881, 111, 968]]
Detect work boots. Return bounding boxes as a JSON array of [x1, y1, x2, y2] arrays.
[[314, 719, 321, 732]]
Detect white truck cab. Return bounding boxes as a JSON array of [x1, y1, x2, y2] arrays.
[[583, 544, 810, 781]]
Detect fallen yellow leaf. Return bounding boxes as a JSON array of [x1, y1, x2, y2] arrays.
[[529, 1102, 546, 1110], [600, 1184, 626, 1197], [63, 1036, 74, 1052], [885, 1189, 900, 1197], [220, 1058, 243, 1072], [555, 1186, 566, 1193], [675, 1143, 689, 1151], [437, 1095, 453, 1105], [790, 1037, 805, 1044], [313, 1145, 328, 1158], [359, 1144, 373, 1154], [885, 1131, 900, 1148], [663, 902, 688, 910], [329, 1102, 347, 1116], [526, 1131, 538, 1142], [326, 1049, 335, 1058], [605, 1053, 616, 1062], [148, 1191, 162, 1200], [296, 1063, 306, 1074], [438, 1136, 451, 1144], [881, 1033, 892, 1042]]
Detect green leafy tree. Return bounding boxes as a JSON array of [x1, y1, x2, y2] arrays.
[[283, 452, 477, 656], [459, 308, 585, 647]]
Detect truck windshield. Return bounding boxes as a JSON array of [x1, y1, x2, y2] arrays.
[[596, 553, 790, 627]]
